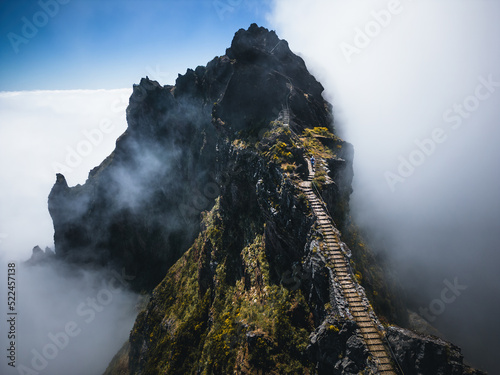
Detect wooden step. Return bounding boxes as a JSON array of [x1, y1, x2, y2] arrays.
[[368, 352, 389, 359], [301, 179, 398, 375], [322, 229, 335, 233], [341, 283, 357, 288], [351, 307, 367, 312], [377, 357, 392, 364], [338, 280, 357, 290], [344, 287, 359, 292], [353, 317, 372, 323], [340, 283, 356, 288], [324, 242, 338, 247], [334, 263, 348, 268], [325, 245, 340, 249], [324, 239, 338, 244], [339, 279, 354, 284], [344, 292, 360, 297], [344, 289, 365, 298], [336, 274, 350, 279], [359, 327, 379, 334], [351, 308, 369, 315], [347, 298, 365, 307], [331, 256, 345, 260], [343, 287, 357, 292], [363, 333, 381, 340], [368, 345, 388, 352], [379, 365, 397, 373], [354, 318, 373, 325], [365, 338, 383, 346], [346, 295, 363, 301], [360, 331, 381, 338]]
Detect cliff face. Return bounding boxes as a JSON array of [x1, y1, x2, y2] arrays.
[[48, 78, 217, 290], [48, 24, 330, 292], [48, 24, 485, 374]]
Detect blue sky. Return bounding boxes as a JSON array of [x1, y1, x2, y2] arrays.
[[1, 1, 500, 372], [0, 0, 272, 90]]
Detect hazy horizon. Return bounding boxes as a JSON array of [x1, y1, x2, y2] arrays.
[[1, 0, 499, 373]]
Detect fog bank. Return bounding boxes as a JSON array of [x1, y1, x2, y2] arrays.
[[269, 1, 500, 372], [0, 89, 130, 260], [0, 89, 135, 374], [0, 260, 140, 374]]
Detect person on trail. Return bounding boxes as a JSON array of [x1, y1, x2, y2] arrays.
[[311, 155, 315, 170]]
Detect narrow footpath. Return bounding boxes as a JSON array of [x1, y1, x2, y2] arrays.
[[300, 160, 398, 375]]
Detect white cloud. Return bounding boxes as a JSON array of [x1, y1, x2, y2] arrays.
[[0, 89, 136, 375], [0, 89, 130, 261], [268, 1, 500, 372], [0, 261, 140, 375]]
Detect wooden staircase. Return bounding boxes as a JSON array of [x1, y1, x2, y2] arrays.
[[300, 160, 398, 375]]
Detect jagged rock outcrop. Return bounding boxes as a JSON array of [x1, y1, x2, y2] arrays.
[[48, 24, 331, 292], [25, 245, 55, 265], [45, 24, 485, 374], [386, 327, 485, 375]]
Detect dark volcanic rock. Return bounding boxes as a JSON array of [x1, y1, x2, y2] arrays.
[[48, 24, 334, 291], [308, 320, 378, 374], [25, 245, 55, 265], [48, 84, 216, 290], [96, 24, 486, 375], [387, 327, 486, 375], [219, 24, 332, 134]]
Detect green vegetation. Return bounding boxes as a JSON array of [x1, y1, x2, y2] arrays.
[[256, 121, 305, 180], [125, 117, 406, 374], [312, 167, 327, 191], [267, 141, 294, 163], [303, 126, 334, 138], [301, 127, 335, 160], [130, 196, 316, 374]]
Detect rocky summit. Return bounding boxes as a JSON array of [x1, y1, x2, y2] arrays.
[[47, 24, 485, 374]]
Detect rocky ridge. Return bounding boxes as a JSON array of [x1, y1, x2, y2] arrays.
[[45, 24, 485, 374]]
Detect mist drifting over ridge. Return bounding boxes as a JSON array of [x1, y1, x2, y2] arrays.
[[0, 261, 140, 375], [0, 89, 136, 375], [268, 0, 500, 372], [0, 89, 130, 260], [0, 0, 498, 372]]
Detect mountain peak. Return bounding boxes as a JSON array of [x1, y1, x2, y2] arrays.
[[43, 24, 484, 375], [226, 23, 283, 59]]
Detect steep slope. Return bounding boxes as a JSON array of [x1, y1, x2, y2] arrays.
[[119, 120, 483, 375], [48, 24, 331, 291], [45, 24, 485, 374]]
